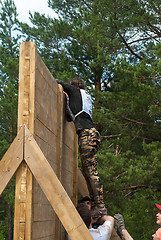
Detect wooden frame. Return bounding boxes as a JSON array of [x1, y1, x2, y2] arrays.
[[0, 42, 92, 240], [0, 42, 119, 240], [0, 125, 93, 240]]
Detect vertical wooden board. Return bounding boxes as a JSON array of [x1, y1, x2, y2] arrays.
[[35, 53, 57, 95], [14, 162, 32, 240], [18, 42, 36, 133], [54, 82, 64, 240], [35, 70, 57, 134], [61, 173, 74, 199], [71, 130, 78, 205], [31, 44, 59, 239], [63, 122, 76, 150], [32, 221, 55, 239], [46, 145, 57, 165], [78, 168, 90, 197], [14, 42, 37, 240], [62, 145, 76, 173], [33, 203, 55, 221], [32, 183, 50, 205]]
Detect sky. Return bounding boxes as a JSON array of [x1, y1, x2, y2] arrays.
[[13, 0, 57, 24]]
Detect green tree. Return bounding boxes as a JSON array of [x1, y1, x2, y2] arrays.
[[19, 0, 161, 88], [0, 0, 21, 238], [1, 0, 160, 239]]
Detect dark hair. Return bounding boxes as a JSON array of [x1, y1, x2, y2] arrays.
[[79, 196, 91, 204], [70, 77, 85, 89], [76, 203, 91, 228]]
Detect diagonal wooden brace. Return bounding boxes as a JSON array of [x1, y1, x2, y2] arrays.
[[0, 125, 93, 239], [24, 125, 93, 240], [0, 126, 24, 196]]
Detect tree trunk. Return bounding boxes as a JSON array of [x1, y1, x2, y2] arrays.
[[7, 205, 13, 240]]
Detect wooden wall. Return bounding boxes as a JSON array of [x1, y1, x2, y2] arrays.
[[14, 42, 78, 240]]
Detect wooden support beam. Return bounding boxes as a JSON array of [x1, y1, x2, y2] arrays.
[[0, 126, 23, 196], [55, 82, 64, 240], [24, 125, 93, 240]]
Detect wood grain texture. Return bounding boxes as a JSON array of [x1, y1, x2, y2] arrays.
[[24, 126, 93, 240], [0, 126, 23, 196], [14, 42, 79, 239]]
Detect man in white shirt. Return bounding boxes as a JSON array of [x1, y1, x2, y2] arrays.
[[75, 203, 114, 240]]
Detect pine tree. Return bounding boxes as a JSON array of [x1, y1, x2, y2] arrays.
[[20, 0, 161, 89], [2, 0, 160, 239], [0, 0, 21, 238]]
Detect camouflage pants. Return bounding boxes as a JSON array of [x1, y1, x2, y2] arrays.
[[78, 128, 105, 208]]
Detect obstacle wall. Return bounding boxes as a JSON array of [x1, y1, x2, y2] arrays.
[[14, 42, 78, 240], [0, 41, 120, 240]]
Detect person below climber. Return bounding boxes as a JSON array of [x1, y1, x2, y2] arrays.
[[78, 196, 92, 210], [56, 77, 106, 214], [69, 203, 114, 240]]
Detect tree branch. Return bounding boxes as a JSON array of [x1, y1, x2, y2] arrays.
[[106, 184, 148, 194], [147, 22, 161, 37], [117, 31, 143, 60]]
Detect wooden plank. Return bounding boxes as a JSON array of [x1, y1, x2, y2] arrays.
[[62, 144, 77, 173], [35, 53, 57, 95], [33, 203, 55, 221], [24, 126, 93, 240], [18, 42, 36, 132], [72, 128, 78, 205], [34, 45, 58, 239], [55, 81, 64, 240], [32, 221, 55, 239], [14, 42, 37, 240], [78, 168, 90, 197], [14, 161, 29, 240], [0, 126, 23, 196]]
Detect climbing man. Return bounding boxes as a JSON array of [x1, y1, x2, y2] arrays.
[[57, 77, 107, 214]]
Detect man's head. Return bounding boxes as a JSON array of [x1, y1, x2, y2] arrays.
[[76, 203, 92, 228], [70, 77, 85, 89], [155, 203, 161, 226], [78, 196, 91, 210]]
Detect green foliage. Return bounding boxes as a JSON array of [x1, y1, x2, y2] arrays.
[[0, 0, 22, 238], [0, 224, 6, 240], [97, 140, 161, 239], [19, 0, 161, 89], [93, 58, 160, 155], [0, 0, 160, 239]]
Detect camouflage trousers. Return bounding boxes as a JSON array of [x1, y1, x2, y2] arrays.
[[78, 128, 105, 209]]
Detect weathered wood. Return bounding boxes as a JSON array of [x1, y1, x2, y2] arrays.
[[0, 127, 23, 196], [24, 126, 93, 240], [78, 168, 90, 197], [13, 41, 80, 239], [0, 40, 119, 239], [72, 126, 78, 205], [55, 83, 64, 240], [14, 42, 36, 240]]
